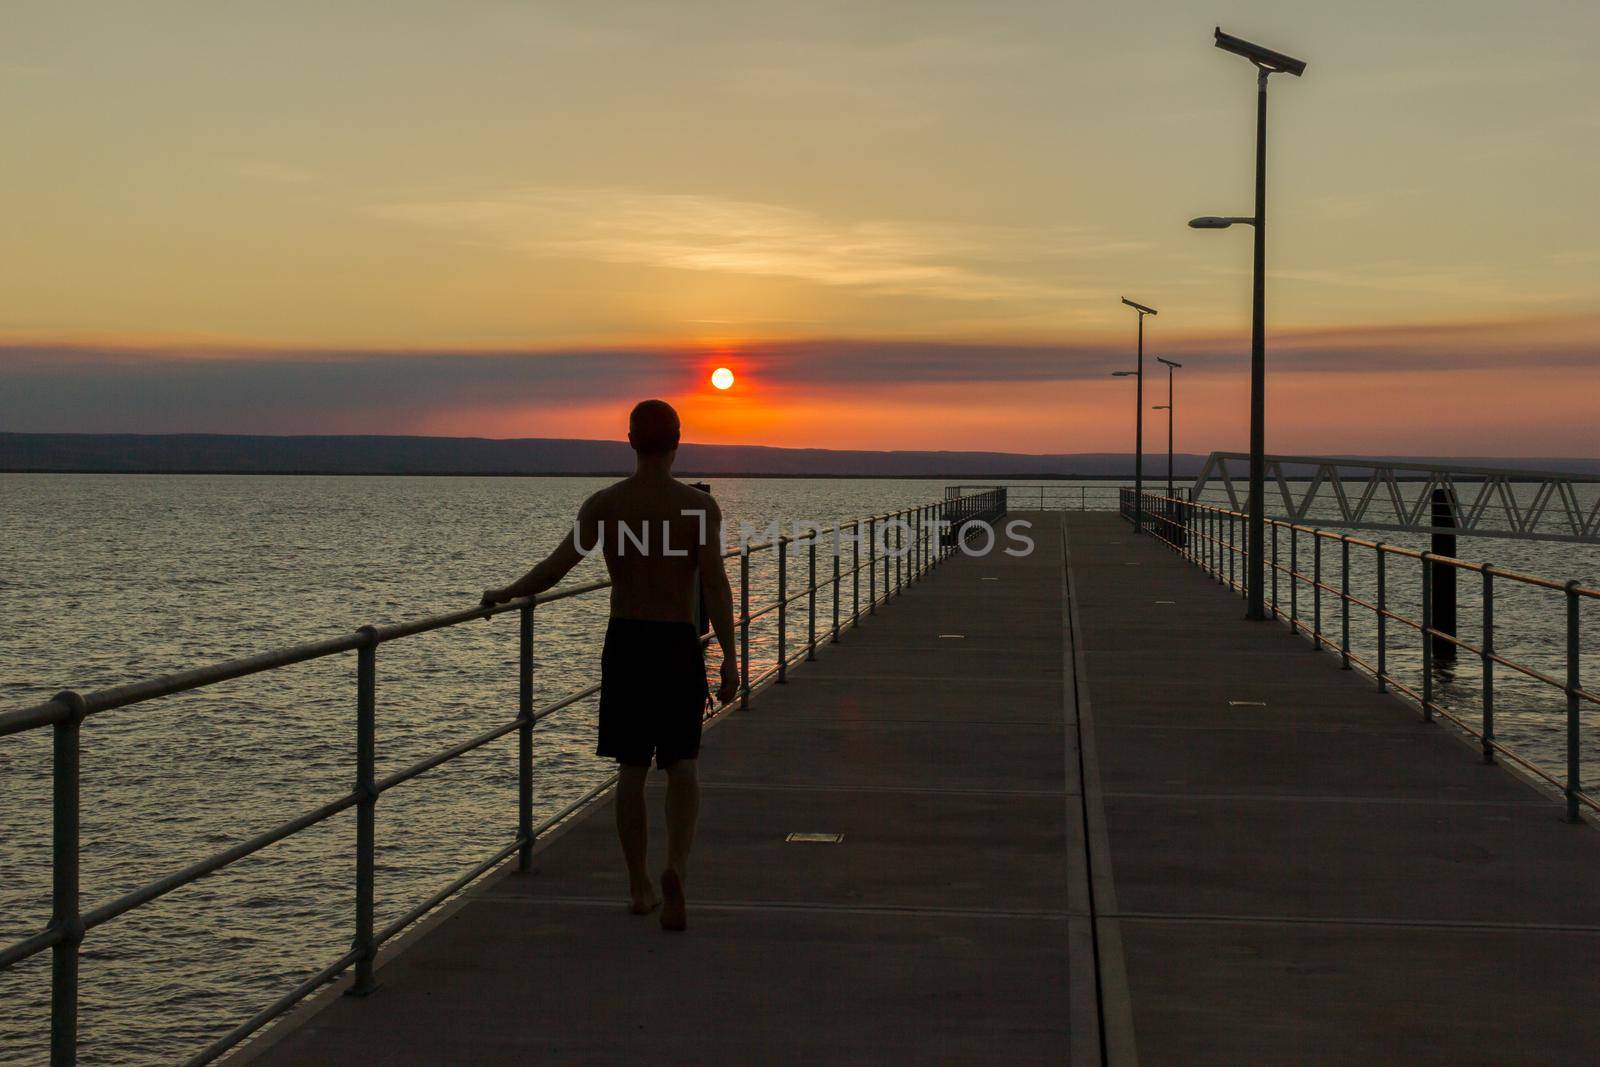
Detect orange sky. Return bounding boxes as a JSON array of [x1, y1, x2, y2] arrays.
[[3, 4, 1599, 457]]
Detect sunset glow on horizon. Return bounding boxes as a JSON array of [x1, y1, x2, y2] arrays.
[[2, 3, 1597, 457]]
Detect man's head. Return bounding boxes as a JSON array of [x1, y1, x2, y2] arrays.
[[628, 399, 681, 458]]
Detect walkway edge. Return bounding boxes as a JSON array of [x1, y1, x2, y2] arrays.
[[1064, 519, 1103, 1067], [1063, 518, 1139, 1067]]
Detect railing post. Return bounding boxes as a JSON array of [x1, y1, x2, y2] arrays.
[[895, 511, 903, 595], [1482, 567, 1495, 764], [1340, 537, 1351, 670], [1227, 509, 1234, 587], [350, 628, 378, 996], [867, 518, 876, 616], [917, 505, 925, 577], [1421, 554, 1435, 722], [1312, 534, 1322, 650], [1565, 580, 1582, 822], [1289, 526, 1299, 632], [807, 536, 817, 661], [777, 539, 788, 683], [890, 511, 898, 596], [1229, 511, 1237, 593], [739, 546, 750, 709], [1215, 508, 1222, 582], [915, 505, 928, 579], [887, 511, 896, 596], [1214, 507, 1221, 577], [915, 505, 923, 577], [884, 514, 893, 600], [832, 526, 841, 643], [926, 504, 933, 572], [1271, 523, 1279, 618], [50, 690, 86, 1067], [1376, 546, 1388, 693], [852, 524, 860, 623], [517, 605, 534, 872], [1207, 508, 1215, 577]]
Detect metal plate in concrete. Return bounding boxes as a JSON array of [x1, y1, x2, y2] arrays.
[[496, 784, 1073, 913]]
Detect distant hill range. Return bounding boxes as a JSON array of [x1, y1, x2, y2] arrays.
[[2, 433, 1597, 479]]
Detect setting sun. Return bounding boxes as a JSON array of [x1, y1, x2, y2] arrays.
[[711, 366, 735, 390]]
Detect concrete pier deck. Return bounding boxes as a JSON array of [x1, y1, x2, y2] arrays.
[[243, 512, 1088, 1065], [240, 510, 1600, 1066], [1068, 512, 1600, 1065]]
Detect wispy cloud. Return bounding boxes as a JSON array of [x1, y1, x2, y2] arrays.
[[1271, 260, 1593, 307], [368, 187, 1144, 302], [4, 315, 1596, 434]]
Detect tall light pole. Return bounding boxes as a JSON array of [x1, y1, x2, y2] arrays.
[[1120, 297, 1157, 533], [1110, 368, 1138, 524], [1189, 26, 1306, 621], [1154, 356, 1182, 498]]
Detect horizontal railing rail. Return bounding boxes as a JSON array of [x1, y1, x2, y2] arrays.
[[1, 491, 1004, 1066], [945, 484, 1166, 512], [1120, 488, 1599, 820]]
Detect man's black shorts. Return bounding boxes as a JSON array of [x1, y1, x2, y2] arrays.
[[597, 617, 709, 769]]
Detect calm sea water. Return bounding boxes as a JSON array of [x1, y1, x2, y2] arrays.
[[1, 473, 1596, 1065]]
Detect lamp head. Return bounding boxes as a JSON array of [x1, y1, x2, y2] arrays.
[[1156, 357, 1183, 369], [1189, 216, 1234, 229], [1111, 371, 1136, 378], [1214, 27, 1306, 77], [1120, 297, 1158, 316]]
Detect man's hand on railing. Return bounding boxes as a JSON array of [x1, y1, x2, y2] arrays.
[[480, 587, 511, 608], [717, 655, 740, 706]]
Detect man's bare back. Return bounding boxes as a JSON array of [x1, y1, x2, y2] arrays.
[[580, 474, 718, 624]]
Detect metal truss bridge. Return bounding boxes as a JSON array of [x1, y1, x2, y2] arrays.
[[1191, 452, 1600, 544]]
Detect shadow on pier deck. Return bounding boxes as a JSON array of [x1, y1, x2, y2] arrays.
[[241, 511, 1600, 1066]]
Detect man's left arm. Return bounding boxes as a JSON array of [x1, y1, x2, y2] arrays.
[[481, 498, 599, 606]]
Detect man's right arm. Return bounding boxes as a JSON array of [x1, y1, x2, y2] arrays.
[[481, 494, 602, 606], [696, 498, 740, 705]]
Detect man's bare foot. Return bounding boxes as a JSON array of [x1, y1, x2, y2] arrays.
[[659, 869, 686, 932], [629, 885, 660, 915]]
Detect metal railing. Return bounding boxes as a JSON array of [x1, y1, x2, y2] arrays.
[[0, 491, 1000, 1066], [1192, 452, 1600, 543], [941, 486, 1007, 542], [1121, 488, 1600, 820], [946, 484, 1157, 512]]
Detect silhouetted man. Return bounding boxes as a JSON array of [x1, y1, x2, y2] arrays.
[[482, 399, 738, 931]]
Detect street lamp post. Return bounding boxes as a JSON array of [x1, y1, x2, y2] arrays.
[[1189, 26, 1306, 621], [1119, 297, 1158, 533], [1154, 356, 1182, 499]]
